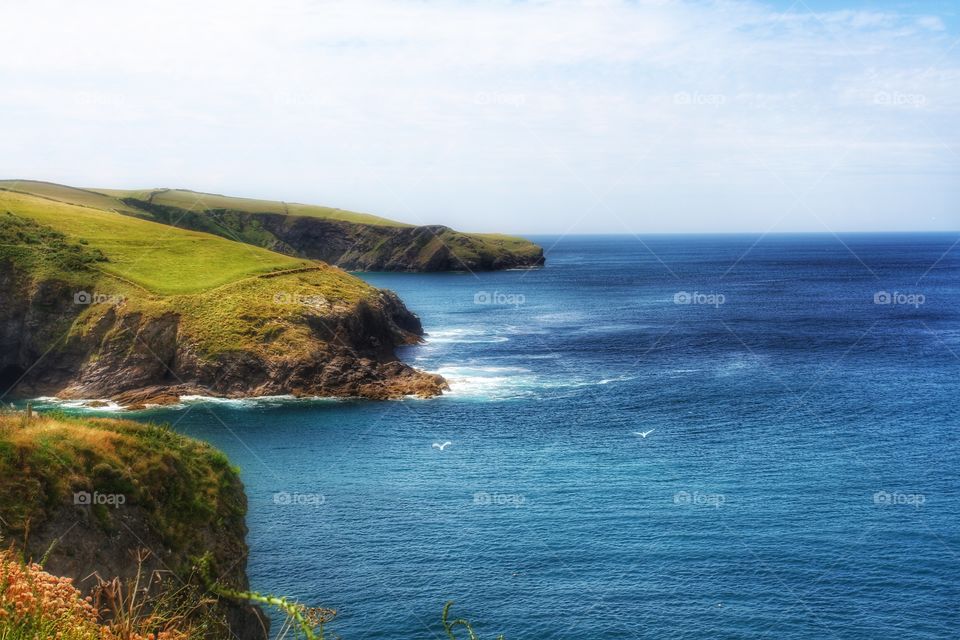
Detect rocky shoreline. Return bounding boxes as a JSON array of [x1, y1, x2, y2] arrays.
[[0, 185, 457, 410], [1, 267, 447, 409]]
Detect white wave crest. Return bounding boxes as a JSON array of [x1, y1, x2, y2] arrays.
[[425, 328, 509, 344]]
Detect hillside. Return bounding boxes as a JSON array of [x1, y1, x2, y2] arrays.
[[0, 187, 446, 406], [0, 410, 266, 639], [0, 180, 545, 271]]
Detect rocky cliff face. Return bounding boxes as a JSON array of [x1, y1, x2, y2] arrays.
[[0, 413, 268, 639], [0, 258, 447, 407], [249, 214, 545, 271], [122, 198, 545, 272]]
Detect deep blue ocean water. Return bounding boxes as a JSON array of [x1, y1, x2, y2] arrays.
[[65, 234, 960, 639]]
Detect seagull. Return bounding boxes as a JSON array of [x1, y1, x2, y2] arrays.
[[432, 441, 452, 451], [633, 429, 656, 438]]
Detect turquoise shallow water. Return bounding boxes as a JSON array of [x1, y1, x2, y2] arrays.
[[53, 234, 960, 639]]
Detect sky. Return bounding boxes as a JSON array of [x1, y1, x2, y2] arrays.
[[1, 0, 958, 234]]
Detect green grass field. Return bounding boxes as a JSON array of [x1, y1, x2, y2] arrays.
[[0, 189, 314, 295], [458, 231, 544, 257], [0, 187, 377, 356], [1, 180, 413, 227], [1, 181, 541, 271], [98, 187, 412, 227], [0, 180, 144, 216]]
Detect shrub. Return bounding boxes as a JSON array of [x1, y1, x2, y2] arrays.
[[0, 548, 183, 639]]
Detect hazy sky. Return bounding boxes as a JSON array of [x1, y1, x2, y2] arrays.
[[2, 0, 958, 233]]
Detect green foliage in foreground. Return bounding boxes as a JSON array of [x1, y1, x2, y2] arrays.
[[442, 601, 506, 640], [0, 411, 243, 562], [0, 411, 506, 639], [203, 557, 506, 640]]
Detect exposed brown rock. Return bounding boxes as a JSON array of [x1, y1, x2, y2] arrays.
[[12, 421, 269, 640], [0, 261, 446, 408], [121, 198, 545, 272]]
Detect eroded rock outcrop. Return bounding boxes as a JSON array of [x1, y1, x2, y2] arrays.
[[0, 259, 447, 407]]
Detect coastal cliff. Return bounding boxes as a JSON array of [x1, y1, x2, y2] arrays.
[[0, 191, 446, 407], [121, 196, 545, 272], [0, 181, 545, 272], [0, 411, 266, 639]]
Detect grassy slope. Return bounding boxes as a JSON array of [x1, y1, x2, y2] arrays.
[[98, 187, 413, 227], [470, 232, 541, 250], [0, 209, 106, 283], [0, 179, 144, 216], [0, 189, 375, 356], [0, 189, 312, 294], [0, 411, 246, 639], [124, 189, 542, 253], [0, 181, 542, 269], [444, 230, 543, 264], [0, 411, 241, 554]]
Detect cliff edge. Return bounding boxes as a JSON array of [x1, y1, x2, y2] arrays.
[[0, 411, 267, 639], [0, 189, 446, 407], [0, 181, 545, 272]]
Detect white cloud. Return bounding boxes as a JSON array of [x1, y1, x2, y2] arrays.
[[0, 0, 957, 232]]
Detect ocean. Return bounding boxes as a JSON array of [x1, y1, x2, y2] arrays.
[[62, 234, 960, 639]]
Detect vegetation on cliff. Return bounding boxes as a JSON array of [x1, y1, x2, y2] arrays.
[[0, 187, 445, 405], [0, 548, 217, 640], [0, 411, 241, 557], [0, 188, 321, 294], [0, 180, 544, 272], [0, 410, 261, 638], [0, 411, 503, 640]]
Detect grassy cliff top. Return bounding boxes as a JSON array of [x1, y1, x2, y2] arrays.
[[97, 186, 413, 228], [0, 411, 243, 552], [0, 187, 377, 356], [0, 180, 145, 215], [0, 410, 255, 639], [455, 231, 544, 259], [0, 188, 319, 295], [0, 179, 538, 245]]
